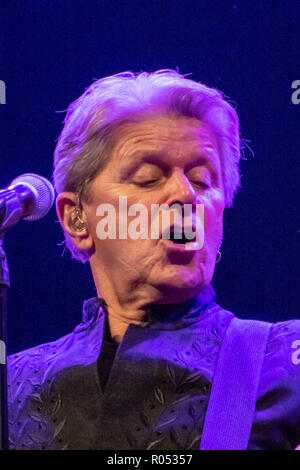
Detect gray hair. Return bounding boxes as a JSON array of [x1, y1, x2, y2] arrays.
[[53, 69, 242, 262]]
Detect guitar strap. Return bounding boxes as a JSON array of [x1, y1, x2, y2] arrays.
[[200, 316, 272, 450]]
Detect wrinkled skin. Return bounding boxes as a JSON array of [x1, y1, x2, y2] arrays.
[[57, 115, 225, 342]]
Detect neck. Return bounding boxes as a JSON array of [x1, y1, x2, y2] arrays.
[[91, 267, 162, 343], [90, 261, 207, 344]]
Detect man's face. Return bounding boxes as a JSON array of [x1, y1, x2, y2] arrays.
[[83, 115, 225, 303]]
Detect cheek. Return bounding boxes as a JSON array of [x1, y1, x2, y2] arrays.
[[202, 190, 224, 246], [93, 237, 150, 272]]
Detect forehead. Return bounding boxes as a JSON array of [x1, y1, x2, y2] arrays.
[[109, 115, 219, 162]]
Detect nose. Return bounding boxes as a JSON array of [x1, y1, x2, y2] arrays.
[[165, 169, 197, 207]]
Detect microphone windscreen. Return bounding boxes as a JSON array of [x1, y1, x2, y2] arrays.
[[10, 173, 55, 221]]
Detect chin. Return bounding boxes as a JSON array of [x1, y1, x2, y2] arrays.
[[155, 284, 204, 305], [150, 265, 206, 303]]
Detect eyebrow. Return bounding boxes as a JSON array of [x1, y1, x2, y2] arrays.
[[185, 154, 218, 174]]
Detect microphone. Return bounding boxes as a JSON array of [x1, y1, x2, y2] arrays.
[[0, 173, 55, 232]]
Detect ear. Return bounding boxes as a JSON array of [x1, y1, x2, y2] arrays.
[[56, 192, 94, 252]]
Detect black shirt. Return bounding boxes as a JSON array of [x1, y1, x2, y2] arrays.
[[97, 315, 119, 391]]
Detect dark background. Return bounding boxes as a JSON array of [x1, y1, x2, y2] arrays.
[[0, 0, 299, 354]]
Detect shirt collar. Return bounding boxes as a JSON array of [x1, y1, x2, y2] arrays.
[[82, 283, 216, 327], [145, 283, 216, 327]]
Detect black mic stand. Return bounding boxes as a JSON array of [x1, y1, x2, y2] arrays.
[[0, 179, 54, 450], [0, 178, 54, 450], [0, 232, 10, 450]]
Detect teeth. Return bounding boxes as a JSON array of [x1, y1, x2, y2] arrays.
[[162, 229, 196, 244], [173, 231, 184, 239], [162, 225, 196, 241], [183, 232, 196, 241]]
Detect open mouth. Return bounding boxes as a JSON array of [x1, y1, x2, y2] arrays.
[[169, 231, 196, 244], [161, 226, 197, 244]]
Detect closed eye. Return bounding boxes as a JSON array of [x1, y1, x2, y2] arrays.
[[133, 179, 160, 187], [191, 181, 209, 188]]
